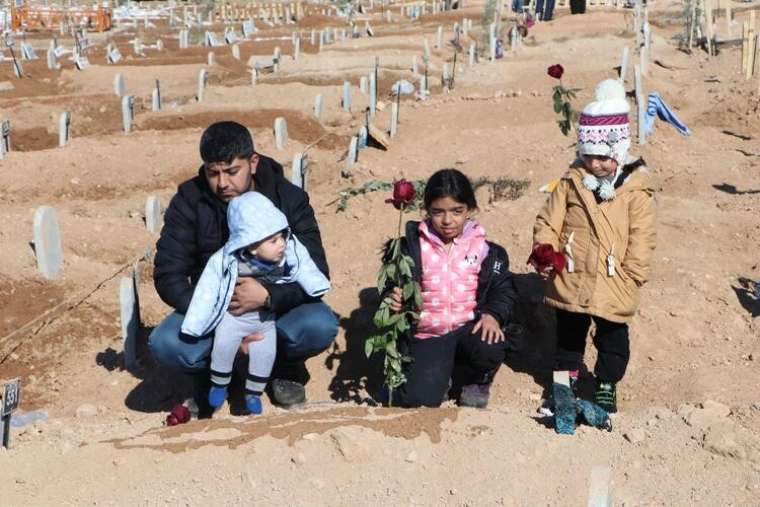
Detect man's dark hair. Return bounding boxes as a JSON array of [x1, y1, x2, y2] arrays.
[[199, 121, 255, 164]]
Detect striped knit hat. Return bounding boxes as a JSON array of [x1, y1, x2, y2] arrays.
[[577, 79, 631, 166]]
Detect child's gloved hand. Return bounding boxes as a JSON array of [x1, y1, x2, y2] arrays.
[[388, 287, 403, 313], [527, 243, 566, 279], [473, 314, 505, 344]]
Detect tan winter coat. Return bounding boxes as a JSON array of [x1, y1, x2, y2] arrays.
[[533, 160, 656, 323]]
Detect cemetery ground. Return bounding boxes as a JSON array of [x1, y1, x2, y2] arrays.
[[2, 1, 760, 504]]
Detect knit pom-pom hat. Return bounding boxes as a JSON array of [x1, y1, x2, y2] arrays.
[[577, 79, 631, 167]]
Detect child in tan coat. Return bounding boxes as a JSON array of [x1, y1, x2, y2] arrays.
[[531, 79, 656, 413]]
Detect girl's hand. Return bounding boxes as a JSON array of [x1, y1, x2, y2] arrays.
[[472, 314, 505, 344], [388, 287, 403, 313], [537, 265, 555, 280]]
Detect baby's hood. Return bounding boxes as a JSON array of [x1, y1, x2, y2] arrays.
[[224, 192, 289, 256]]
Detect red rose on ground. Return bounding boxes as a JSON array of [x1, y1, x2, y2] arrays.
[[547, 64, 564, 80], [386, 179, 416, 209], [166, 404, 191, 426]]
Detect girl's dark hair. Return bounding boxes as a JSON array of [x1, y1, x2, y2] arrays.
[[423, 168, 478, 210]]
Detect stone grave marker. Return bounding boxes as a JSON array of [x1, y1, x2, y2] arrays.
[[293, 36, 300, 60], [489, 23, 497, 61], [389, 101, 399, 138], [369, 71, 377, 116], [205, 31, 220, 47], [120, 274, 140, 370], [0, 119, 10, 155], [107, 43, 122, 63], [587, 466, 612, 507], [251, 67, 258, 86], [360, 76, 368, 94], [273, 46, 282, 63], [231, 44, 241, 60], [310, 29, 316, 45], [198, 68, 208, 101], [152, 80, 161, 112], [619, 46, 629, 82], [121, 95, 135, 133], [243, 20, 255, 38], [274, 117, 288, 149], [208, 51, 216, 65], [225, 30, 239, 45], [412, 55, 418, 74], [58, 111, 70, 148], [345, 136, 358, 171], [424, 38, 431, 62], [46, 47, 59, 70], [156, 39, 164, 51], [20, 42, 37, 60], [635, 64, 646, 145], [145, 195, 162, 233], [291, 152, 308, 190], [114, 73, 125, 97], [74, 52, 89, 70], [468, 43, 476, 66], [436, 25, 443, 49], [342, 81, 351, 111], [33, 206, 63, 280], [179, 30, 189, 49], [314, 94, 323, 119]]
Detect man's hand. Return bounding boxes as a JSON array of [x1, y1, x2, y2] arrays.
[[229, 278, 269, 315], [472, 314, 505, 344], [239, 332, 265, 354], [388, 287, 403, 313]]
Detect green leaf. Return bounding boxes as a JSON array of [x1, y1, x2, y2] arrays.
[[402, 282, 415, 301], [553, 100, 563, 114], [364, 337, 374, 358]]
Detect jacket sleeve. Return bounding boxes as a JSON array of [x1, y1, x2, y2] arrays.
[[180, 250, 229, 337], [533, 179, 570, 249], [622, 188, 656, 287], [261, 188, 330, 314], [479, 245, 518, 327], [153, 191, 198, 314]]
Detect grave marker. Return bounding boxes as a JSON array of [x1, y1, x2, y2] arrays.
[[360, 76, 368, 94], [21, 42, 37, 60], [0, 120, 10, 155], [412, 55, 419, 74], [198, 68, 208, 101], [107, 43, 123, 64], [251, 67, 258, 86], [274, 117, 288, 149], [231, 44, 241, 60], [293, 36, 300, 60], [389, 101, 399, 138], [33, 206, 63, 280], [291, 152, 308, 190], [114, 73, 125, 97], [121, 95, 135, 133], [156, 39, 164, 51], [587, 466, 612, 507], [208, 51, 216, 66], [145, 195, 162, 234], [1, 378, 21, 449], [345, 136, 358, 171], [369, 70, 377, 116], [120, 274, 140, 370], [468, 43, 476, 66], [619, 46, 629, 83], [58, 111, 70, 148], [634, 65, 646, 145], [489, 23, 497, 61], [46, 47, 59, 70], [179, 30, 189, 49], [74, 53, 89, 70], [314, 93, 323, 119], [152, 79, 161, 112], [436, 25, 444, 49], [424, 38, 431, 62], [342, 81, 352, 111]]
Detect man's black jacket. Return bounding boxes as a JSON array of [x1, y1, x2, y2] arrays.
[[153, 155, 329, 315], [387, 220, 517, 331]]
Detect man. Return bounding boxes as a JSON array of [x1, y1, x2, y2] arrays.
[[149, 121, 337, 414]]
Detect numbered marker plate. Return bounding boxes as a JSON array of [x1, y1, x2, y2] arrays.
[[2, 378, 20, 416]]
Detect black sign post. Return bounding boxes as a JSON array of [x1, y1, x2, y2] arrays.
[[1, 378, 21, 448]]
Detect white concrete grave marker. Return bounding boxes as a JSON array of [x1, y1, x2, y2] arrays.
[[489, 23, 497, 61], [424, 38, 431, 62], [293, 36, 300, 60], [114, 73, 125, 97], [0, 120, 10, 156], [107, 43, 122, 63], [205, 31, 220, 47], [619, 46, 630, 83], [207, 51, 215, 66], [360, 76, 368, 94], [46, 47, 59, 70], [74, 53, 89, 70], [151, 80, 161, 112], [342, 81, 352, 111], [58, 111, 70, 148], [243, 20, 255, 38], [251, 67, 257, 86], [120, 274, 140, 370], [197, 68, 208, 101], [587, 466, 612, 507], [231, 44, 240, 60], [318, 30, 324, 52], [145, 195, 162, 234], [33, 206, 63, 280], [389, 101, 399, 138], [412, 55, 418, 74], [274, 117, 288, 149], [291, 152, 308, 190], [179, 30, 189, 49], [369, 71, 377, 116], [442, 63, 450, 88], [345, 136, 358, 171], [436, 25, 443, 49], [273, 46, 282, 63], [468, 43, 476, 67], [156, 39, 164, 51], [121, 95, 135, 133], [314, 94, 323, 119], [21, 42, 37, 60], [310, 29, 316, 45], [634, 64, 646, 145]]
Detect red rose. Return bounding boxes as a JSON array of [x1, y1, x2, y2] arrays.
[[166, 404, 191, 426], [528, 243, 566, 273], [386, 179, 416, 209], [547, 64, 564, 80]]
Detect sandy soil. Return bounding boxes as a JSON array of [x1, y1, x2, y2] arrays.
[[1, 1, 760, 504]]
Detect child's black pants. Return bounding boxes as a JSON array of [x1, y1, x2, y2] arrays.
[[394, 322, 507, 408], [554, 309, 630, 383]]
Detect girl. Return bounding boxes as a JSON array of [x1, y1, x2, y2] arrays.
[[530, 79, 656, 413], [387, 169, 517, 408], [181, 192, 330, 415]]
